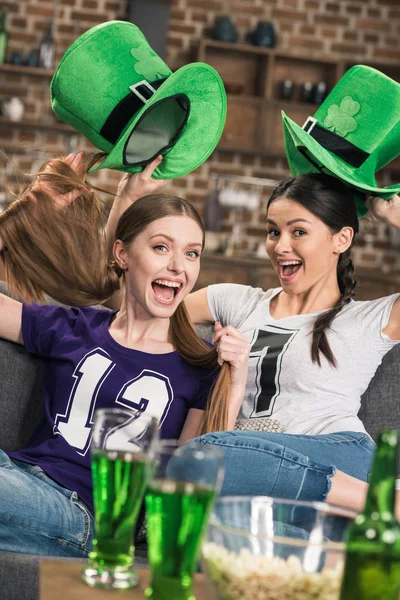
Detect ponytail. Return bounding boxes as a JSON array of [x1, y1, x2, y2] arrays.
[[169, 302, 231, 434]]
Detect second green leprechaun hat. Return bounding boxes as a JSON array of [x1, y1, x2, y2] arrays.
[[50, 21, 227, 179], [282, 65, 400, 216]]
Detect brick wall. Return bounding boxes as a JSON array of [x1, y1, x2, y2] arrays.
[[1, 0, 400, 276]]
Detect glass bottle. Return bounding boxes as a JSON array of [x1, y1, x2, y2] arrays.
[[339, 429, 400, 600], [39, 19, 55, 69], [0, 12, 8, 65]]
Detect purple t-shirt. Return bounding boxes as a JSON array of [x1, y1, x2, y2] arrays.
[[8, 304, 217, 512]]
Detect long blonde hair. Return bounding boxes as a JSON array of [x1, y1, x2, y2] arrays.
[[0, 156, 230, 434]]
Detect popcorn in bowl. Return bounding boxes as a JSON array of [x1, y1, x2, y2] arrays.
[[202, 543, 343, 600], [201, 496, 355, 600]]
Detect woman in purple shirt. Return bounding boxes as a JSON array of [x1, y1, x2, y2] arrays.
[[0, 154, 250, 557]]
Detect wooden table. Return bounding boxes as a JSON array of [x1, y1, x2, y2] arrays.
[[40, 562, 215, 599]]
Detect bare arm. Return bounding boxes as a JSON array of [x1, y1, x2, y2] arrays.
[[104, 155, 167, 263], [367, 194, 400, 339], [102, 156, 167, 310], [179, 408, 204, 443], [0, 293, 23, 344], [184, 287, 214, 323]]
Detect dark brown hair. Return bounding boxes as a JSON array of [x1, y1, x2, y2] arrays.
[[267, 173, 360, 367]]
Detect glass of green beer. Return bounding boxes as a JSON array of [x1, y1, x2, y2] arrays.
[[145, 440, 224, 600], [81, 407, 158, 590]]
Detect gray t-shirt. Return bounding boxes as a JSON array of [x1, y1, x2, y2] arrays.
[[207, 284, 399, 436]]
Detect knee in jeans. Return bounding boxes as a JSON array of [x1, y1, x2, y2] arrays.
[[195, 431, 233, 445]]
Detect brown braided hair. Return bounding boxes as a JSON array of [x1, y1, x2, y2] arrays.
[[267, 173, 361, 367]]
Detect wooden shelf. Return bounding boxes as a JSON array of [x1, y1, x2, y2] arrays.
[[0, 117, 75, 133], [200, 38, 274, 57], [0, 63, 55, 77], [201, 39, 338, 64], [199, 39, 400, 169]]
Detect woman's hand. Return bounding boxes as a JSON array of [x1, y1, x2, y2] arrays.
[[33, 152, 87, 209], [115, 155, 167, 206], [366, 194, 400, 229], [213, 322, 250, 391], [212, 322, 250, 429]]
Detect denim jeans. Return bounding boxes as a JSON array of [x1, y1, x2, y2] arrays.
[[0, 450, 94, 557], [196, 431, 376, 502]]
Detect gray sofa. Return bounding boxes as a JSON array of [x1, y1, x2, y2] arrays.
[[1, 281, 400, 599]]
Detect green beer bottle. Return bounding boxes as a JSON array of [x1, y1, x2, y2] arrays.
[[339, 429, 400, 600], [0, 12, 8, 65]]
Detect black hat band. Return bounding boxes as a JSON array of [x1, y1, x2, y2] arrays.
[[100, 78, 168, 145], [303, 117, 370, 168]]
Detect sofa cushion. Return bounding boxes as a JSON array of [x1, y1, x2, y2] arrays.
[[358, 343, 400, 441], [0, 337, 44, 451]]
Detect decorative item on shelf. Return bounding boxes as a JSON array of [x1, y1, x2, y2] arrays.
[[204, 185, 224, 233], [211, 14, 238, 43], [0, 11, 7, 64], [10, 51, 22, 65], [0, 96, 24, 122], [300, 81, 314, 103], [313, 81, 328, 105], [39, 18, 55, 69], [218, 184, 261, 257], [251, 21, 276, 48], [279, 79, 295, 101], [25, 50, 39, 68]]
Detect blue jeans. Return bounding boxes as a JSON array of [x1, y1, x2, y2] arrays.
[[0, 450, 94, 557], [196, 431, 376, 501]]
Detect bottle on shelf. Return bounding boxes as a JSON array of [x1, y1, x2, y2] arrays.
[[39, 19, 55, 69], [0, 11, 8, 65], [339, 429, 400, 600]]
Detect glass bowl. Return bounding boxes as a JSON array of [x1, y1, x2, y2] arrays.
[[201, 496, 356, 600]]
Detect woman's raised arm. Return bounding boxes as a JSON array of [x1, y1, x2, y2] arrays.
[[367, 194, 400, 340], [104, 155, 167, 262]]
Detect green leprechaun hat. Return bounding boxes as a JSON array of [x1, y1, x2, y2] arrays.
[[282, 65, 400, 217], [50, 21, 227, 179]]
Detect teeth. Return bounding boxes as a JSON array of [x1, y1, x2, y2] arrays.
[[153, 279, 182, 288], [278, 261, 302, 266]]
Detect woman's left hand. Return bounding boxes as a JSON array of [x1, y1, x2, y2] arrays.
[[33, 152, 87, 209], [212, 322, 250, 391], [115, 155, 168, 207], [366, 194, 400, 229]]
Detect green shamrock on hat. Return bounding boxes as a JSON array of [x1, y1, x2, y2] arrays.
[[324, 96, 361, 138], [131, 45, 171, 80]]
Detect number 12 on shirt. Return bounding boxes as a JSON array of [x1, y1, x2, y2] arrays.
[[53, 348, 173, 455]]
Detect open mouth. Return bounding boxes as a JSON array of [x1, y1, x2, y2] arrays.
[[277, 260, 303, 282], [151, 279, 183, 304]]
